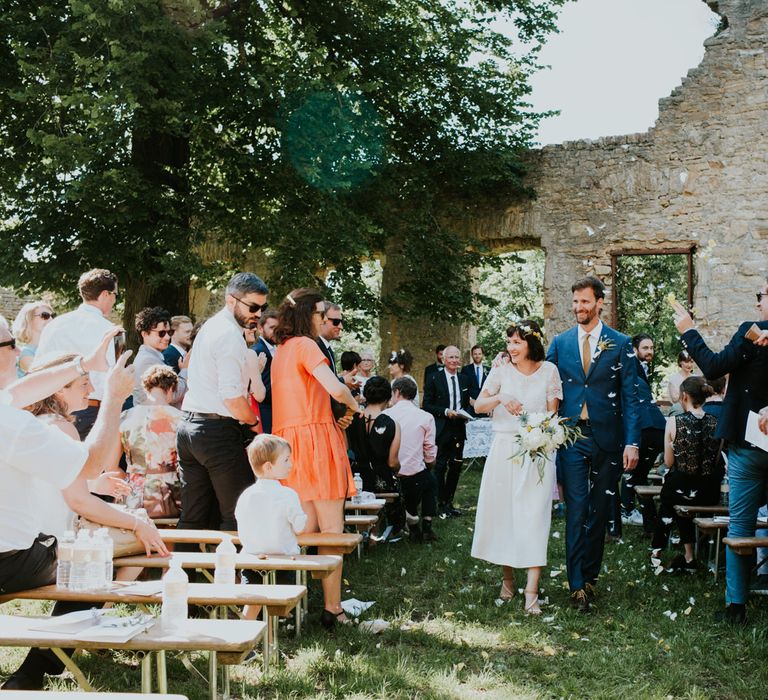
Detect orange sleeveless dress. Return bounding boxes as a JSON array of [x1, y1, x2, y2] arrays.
[[271, 336, 355, 502]]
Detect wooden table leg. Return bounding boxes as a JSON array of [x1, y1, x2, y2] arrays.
[[208, 651, 218, 700], [156, 650, 168, 693], [50, 648, 94, 692], [140, 651, 153, 693]]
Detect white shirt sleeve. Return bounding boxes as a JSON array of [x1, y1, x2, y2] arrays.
[[287, 490, 308, 534], [214, 334, 248, 401]]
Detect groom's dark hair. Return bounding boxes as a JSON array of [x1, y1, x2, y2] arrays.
[[572, 276, 605, 300]]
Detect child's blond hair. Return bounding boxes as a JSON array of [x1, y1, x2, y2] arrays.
[[247, 433, 291, 476]]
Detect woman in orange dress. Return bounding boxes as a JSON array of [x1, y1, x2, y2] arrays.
[[271, 288, 361, 628]]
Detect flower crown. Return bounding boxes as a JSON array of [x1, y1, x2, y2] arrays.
[[518, 324, 544, 342], [389, 348, 406, 363]]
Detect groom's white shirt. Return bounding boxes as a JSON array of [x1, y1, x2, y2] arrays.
[[577, 320, 603, 370]]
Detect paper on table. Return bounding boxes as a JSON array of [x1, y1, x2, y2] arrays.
[[74, 613, 155, 643], [115, 581, 164, 596], [745, 411, 768, 453], [29, 609, 100, 634]]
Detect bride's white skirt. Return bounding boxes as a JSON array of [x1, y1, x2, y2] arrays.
[[471, 432, 555, 569]]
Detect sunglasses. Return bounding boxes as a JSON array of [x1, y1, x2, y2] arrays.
[[35, 311, 56, 320], [327, 318, 343, 327], [233, 296, 269, 314], [0, 338, 16, 349], [151, 329, 174, 338], [757, 293, 767, 302]]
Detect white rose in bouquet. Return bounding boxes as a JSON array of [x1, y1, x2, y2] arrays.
[[524, 427, 546, 450], [526, 412, 547, 428]]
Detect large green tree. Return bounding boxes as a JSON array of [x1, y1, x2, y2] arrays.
[[0, 0, 566, 332]]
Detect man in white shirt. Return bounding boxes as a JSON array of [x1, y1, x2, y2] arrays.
[[177, 272, 268, 533], [385, 377, 439, 542], [36, 268, 118, 438], [131, 306, 187, 406]]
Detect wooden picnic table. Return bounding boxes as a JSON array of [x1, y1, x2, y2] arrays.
[[155, 529, 361, 555], [693, 518, 765, 581], [0, 582, 304, 671], [0, 694, 187, 699], [0, 615, 264, 700], [344, 499, 385, 512], [722, 535, 768, 556], [674, 504, 728, 518], [634, 485, 662, 498], [375, 492, 400, 503]]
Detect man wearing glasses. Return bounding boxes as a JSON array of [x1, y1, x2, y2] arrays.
[[177, 272, 269, 533], [673, 280, 768, 624], [36, 268, 119, 438], [317, 302, 349, 421], [131, 306, 188, 406]]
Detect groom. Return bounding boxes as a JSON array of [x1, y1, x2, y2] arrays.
[[547, 276, 640, 612]]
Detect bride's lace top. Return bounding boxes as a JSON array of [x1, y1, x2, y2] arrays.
[[483, 361, 563, 432]]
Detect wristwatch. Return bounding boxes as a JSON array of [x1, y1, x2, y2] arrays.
[[74, 356, 88, 377]]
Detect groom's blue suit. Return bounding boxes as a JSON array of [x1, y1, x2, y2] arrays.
[[547, 323, 641, 592]]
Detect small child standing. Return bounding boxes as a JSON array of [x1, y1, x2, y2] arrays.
[[236, 434, 307, 620]]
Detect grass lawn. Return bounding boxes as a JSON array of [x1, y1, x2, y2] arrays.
[[2, 465, 767, 699]]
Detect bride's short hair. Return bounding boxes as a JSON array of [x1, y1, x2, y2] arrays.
[[506, 319, 545, 362]]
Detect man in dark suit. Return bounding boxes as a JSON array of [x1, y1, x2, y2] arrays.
[[423, 345, 470, 517], [612, 334, 665, 537], [317, 302, 349, 421], [673, 282, 768, 623], [162, 315, 193, 373], [547, 276, 640, 612], [251, 309, 278, 433], [423, 344, 446, 388], [461, 344, 489, 416]]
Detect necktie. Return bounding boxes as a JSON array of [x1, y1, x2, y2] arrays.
[[477, 366, 482, 388], [581, 333, 591, 419], [451, 375, 458, 411]]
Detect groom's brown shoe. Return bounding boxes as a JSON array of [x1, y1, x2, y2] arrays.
[[570, 589, 590, 613]]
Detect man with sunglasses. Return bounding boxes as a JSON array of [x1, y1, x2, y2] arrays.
[[0, 325, 21, 387], [177, 272, 269, 534], [131, 306, 188, 407], [673, 280, 768, 624], [317, 302, 349, 421], [36, 269, 119, 438]]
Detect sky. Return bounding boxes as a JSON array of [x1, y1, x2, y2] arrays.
[[519, 0, 720, 145]]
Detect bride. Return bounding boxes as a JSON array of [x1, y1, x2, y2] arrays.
[[471, 320, 562, 615]]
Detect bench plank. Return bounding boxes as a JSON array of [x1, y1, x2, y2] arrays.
[[156, 529, 361, 555], [723, 536, 768, 555]]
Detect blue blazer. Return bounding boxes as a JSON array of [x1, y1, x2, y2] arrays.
[[251, 339, 274, 433], [634, 357, 666, 431], [162, 345, 183, 374], [461, 362, 489, 415], [546, 324, 641, 452], [681, 321, 768, 446]]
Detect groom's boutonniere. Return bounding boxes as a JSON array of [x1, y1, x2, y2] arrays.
[[593, 337, 615, 358]]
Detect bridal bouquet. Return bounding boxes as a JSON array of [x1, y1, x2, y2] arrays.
[[511, 412, 583, 483]]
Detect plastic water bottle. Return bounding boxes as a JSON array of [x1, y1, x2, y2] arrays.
[[352, 473, 363, 504], [70, 530, 93, 591], [56, 530, 76, 589], [96, 528, 114, 587], [162, 556, 189, 634], [720, 475, 729, 507], [88, 530, 108, 589], [214, 535, 237, 585]]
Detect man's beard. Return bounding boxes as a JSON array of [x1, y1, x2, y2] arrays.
[[234, 306, 259, 330]]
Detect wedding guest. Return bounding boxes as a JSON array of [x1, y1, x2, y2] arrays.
[[423, 344, 446, 386], [461, 344, 489, 415], [347, 376, 404, 535], [667, 350, 696, 405], [236, 434, 307, 620], [177, 272, 267, 533], [121, 365, 183, 518], [271, 288, 360, 629], [36, 268, 119, 438], [132, 306, 187, 407], [12, 301, 56, 376], [252, 309, 278, 433], [0, 325, 20, 387], [651, 377, 722, 570], [423, 345, 470, 518], [0, 342, 168, 692], [472, 321, 562, 615], [317, 302, 348, 421], [357, 349, 376, 386], [673, 283, 768, 623], [163, 315, 193, 373], [388, 348, 419, 406], [385, 377, 438, 542], [547, 276, 640, 612], [702, 375, 727, 423]]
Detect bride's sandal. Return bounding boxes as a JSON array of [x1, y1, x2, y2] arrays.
[[523, 589, 542, 616], [500, 580, 516, 601]]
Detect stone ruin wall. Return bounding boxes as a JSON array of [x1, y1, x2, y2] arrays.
[[384, 0, 768, 383]]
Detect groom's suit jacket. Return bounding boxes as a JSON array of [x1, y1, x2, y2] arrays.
[[546, 324, 641, 453]]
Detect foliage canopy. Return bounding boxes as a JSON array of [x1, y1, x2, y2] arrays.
[[0, 0, 566, 330]]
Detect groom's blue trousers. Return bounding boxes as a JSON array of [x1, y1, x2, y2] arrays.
[[558, 424, 623, 592]]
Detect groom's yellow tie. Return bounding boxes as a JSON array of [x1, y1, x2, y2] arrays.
[[581, 333, 591, 419]]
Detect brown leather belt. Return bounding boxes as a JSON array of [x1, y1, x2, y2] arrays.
[[87, 399, 101, 407]]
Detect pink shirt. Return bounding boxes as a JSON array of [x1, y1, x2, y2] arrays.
[[384, 400, 437, 476]]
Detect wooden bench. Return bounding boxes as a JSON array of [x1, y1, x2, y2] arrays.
[[0, 694, 187, 699], [0, 615, 264, 700], [0, 582, 306, 671], [344, 499, 386, 513], [674, 504, 728, 518], [693, 518, 766, 581], [375, 492, 400, 503], [634, 485, 662, 498], [722, 535, 768, 556]]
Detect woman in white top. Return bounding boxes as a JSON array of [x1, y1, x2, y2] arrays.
[[388, 348, 419, 406], [667, 350, 696, 404], [471, 321, 562, 615]]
